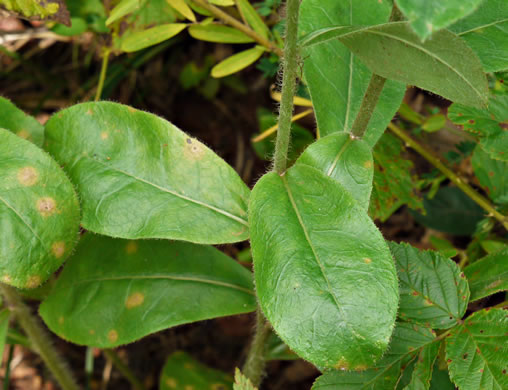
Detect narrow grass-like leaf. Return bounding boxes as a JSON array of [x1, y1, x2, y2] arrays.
[[295, 133, 374, 210], [0, 309, 10, 360], [188, 24, 254, 43], [389, 242, 470, 329], [446, 309, 508, 390], [0, 129, 80, 289], [236, 0, 270, 39], [0, 96, 44, 146], [211, 46, 265, 78], [250, 164, 399, 369], [472, 146, 508, 204], [44, 102, 250, 244], [121, 23, 187, 52], [167, 0, 195, 22], [160, 351, 232, 390], [464, 247, 508, 301], [300, 0, 405, 146], [106, 0, 139, 25], [39, 234, 256, 347]]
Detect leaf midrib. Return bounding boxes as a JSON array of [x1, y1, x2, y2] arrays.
[[457, 18, 508, 35]]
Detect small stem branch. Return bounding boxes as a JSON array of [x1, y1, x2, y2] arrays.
[[0, 284, 80, 390], [242, 309, 271, 387], [103, 349, 145, 390], [388, 123, 508, 230], [350, 73, 386, 138], [94, 48, 111, 102], [272, 0, 301, 174], [191, 0, 283, 56]]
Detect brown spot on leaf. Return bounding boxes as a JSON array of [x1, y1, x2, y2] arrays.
[[26, 275, 41, 288], [108, 330, 118, 343], [51, 241, 66, 258], [125, 292, 144, 309], [363, 160, 373, 169], [364, 258, 372, 264], [126, 241, 138, 254], [165, 378, 177, 388], [37, 197, 57, 217], [17, 167, 39, 186], [100, 132, 109, 140], [463, 353, 468, 359], [184, 138, 205, 160], [58, 316, 64, 325], [334, 358, 350, 371], [412, 291, 419, 296]]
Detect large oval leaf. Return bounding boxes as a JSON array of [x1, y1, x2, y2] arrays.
[[0, 129, 80, 288], [295, 133, 374, 210], [249, 164, 399, 369], [300, 0, 405, 147], [39, 234, 256, 347], [44, 102, 250, 244], [0, 97, 44, 146], [472, 146, 508, 204]]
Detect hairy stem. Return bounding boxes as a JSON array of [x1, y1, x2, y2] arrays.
[[191, 0, 283, 56], [388, 123, 508, 230], [0, 284, 80, 390], [94, 48, 111, 102], [103, 349, 145, 390], [272, 0, 301, 174], [242, 308, 271, 387]]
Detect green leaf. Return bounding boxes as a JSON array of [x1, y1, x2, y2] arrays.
[[312, 322, 436, 390], [301, 22, 488, 108], [395, 0, 483, 41], [430, 363, 455, 390], [295, 133, 374, 210], [106, 0, 139, 25], [422, 114, 446, 133], [44, 102, 250, 244], [300, 0, 405, 147], [449, 0, 508, 72], [0, 129, 80, 289], [464, 247, 508, 301], [188, 24, 254, 43], [39, 234, 256, 348], [234, 368, 257, 390], [166, 0, 195, 22], [0, 309, 10, 360], [404, 341, 440, 390], [236, 0, 270, 39], [265, 333, 298, 361], [472, 146, 508, 205], [390, 242, 470, 329], [51, 17, 88, 36], [0, 97, 44, 147], [0, 0, 70, 24], [249, 164, 399, 369], [160, 351, 233, 390], [211, 46, 265, 78], [121, 23, 187, 52], [369, 132, 423, 222], [446, 308, 508, 390], [429, 236, 458, 259], [448, 93, 508, 161]]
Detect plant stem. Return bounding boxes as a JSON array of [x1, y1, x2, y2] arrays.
[[103, 349, 145, 390], [388, 123, 508, 230], [0, 284, 80, 390], [272, 0, 301, 174], [242, 308, 271, 387], [191, 0, 283, 56], [94, 48, 111, 102], [350, 73, 387, 138]]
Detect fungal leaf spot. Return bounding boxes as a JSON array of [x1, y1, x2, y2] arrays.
[[334, 358, 350, 371], [165, 378, 177, 388], [26, 275, 41, 288], [17, 167, 39, 186], [51, 241, 66, 258], [364, 258, 372, 264], [126, 241, 138, 254], [125, 292, 144, 309], [184, 138, 205, 160], [36, 197, 57, 217], [108, 329, 118, 343]]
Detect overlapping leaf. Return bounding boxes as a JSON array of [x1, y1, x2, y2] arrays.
[[211, 47, 265, 78], [250, 164, 399, 369], [39, 235, 256, 347], [299, 0, 405, 147], [0, 97, 44, 146], [446, 309, 508, 390], [464, 247, 508, 301], [472, 146, 508, 205], [404, 342, 440, 390], [234, 369, 257, 390], [0, 0, 69, 24], [389, 242, 469, 329], [188, 24, 254, 43], [44, 102, 250, 244], [296, 133, 374, 210]]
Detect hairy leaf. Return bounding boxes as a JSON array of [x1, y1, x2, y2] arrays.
[[0, 97, 44, 146], [446, 309, 508, 390], [44, 102, 250, 244], [449, 0, 508, 72], [160, 351, 232, 390], [299, 0, 405, 147], [39, 234, 256, 347], [390, 242, 470, 329], [296, 133, 374, 210], [395, 0, 483, 40], [265, 333, 298, 361], [250, 164, 399, 369], [464, 247, 508, 301], [0, 129, 80, 289], [234, 369, 257, 390], [188, 24, 254, 43], [312, 322, 436, 390], [472, 146, 508, 204]]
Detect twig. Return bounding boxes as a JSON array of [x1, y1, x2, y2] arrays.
[[242, 308, 271, 387], [95, 48, 111, 102]]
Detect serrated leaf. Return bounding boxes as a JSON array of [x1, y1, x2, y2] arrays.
[[0, 97, 44, 147], [446, 308, 508, 390], [234, 368, 257, 390], [0, 129, 80, 289], [395, 0, 483, 41], [312, 322, 436, 390], [236, 0, 270, 39], [472, 146, 508, 205], [0, 0, 69, 24], [301, 22, 488, 108], [430, 363, 455, 390], [300, 0, 405, 147], [44, 102, 250, 244], [404, 341, 440, 390], [295, 133, 374, 210], [160, 351, 233, 390], [389, 242, 470, 329], [449, 0, 508, 72], [39, 234, 256, 347], [448, 93, 508, 161], [369, 132, 423, 221], [464, 247, 508, 301], [188, 24, 254, 43], [121, 23, 187, 52], [250, 164, 399, 369], [166, 0, 195, 22], [211, 46, 265, 78]]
